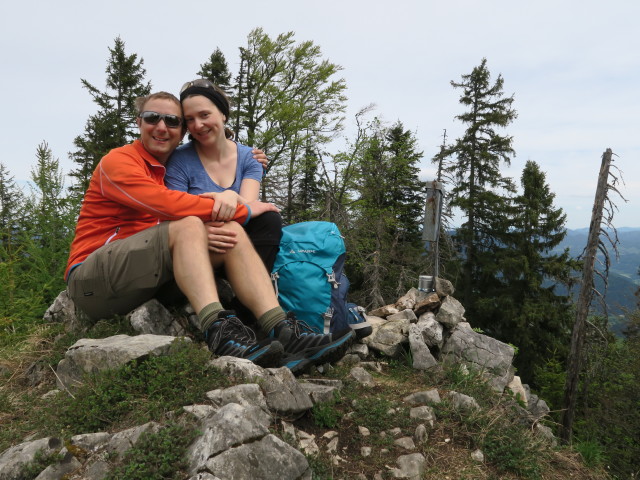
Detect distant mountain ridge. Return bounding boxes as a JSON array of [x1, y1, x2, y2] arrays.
[[559, 227, 640, 283], [554, 227, 639, 335]]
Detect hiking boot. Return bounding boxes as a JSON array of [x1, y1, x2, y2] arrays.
[[272, 312, 355, 374], [205, 310, 283, 368]]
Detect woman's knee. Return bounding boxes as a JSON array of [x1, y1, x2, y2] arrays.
[[169, 216, 206, 245]]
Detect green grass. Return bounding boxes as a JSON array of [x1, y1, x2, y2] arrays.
[[105, 421, 198, 480], [311, 392, 342, 429], [41, 339, 228, 436]]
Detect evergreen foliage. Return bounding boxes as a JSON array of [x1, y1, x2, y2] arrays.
[[347, 119, 428, 307], [493, 161, 579, 383], [197, 47, 232, 91], [0, 163, 28, 333], [0, 162, 24, 247], [68, 37, 151, 200], [438, 58, 517, 324], [574, 314, 640, 478], [1, 144, 74, 339], [22, 142, 76, 306]]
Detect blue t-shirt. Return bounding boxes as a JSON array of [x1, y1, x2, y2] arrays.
[[165, 141, 263, 194]]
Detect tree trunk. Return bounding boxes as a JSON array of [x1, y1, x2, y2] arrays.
[[559, 149, 613, 443]]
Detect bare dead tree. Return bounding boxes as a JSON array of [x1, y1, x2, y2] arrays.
[[559, 148, 626, 443], [430, 129, 458, 280]]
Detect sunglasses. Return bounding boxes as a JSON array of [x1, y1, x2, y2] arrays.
[[138, 111, 183, 129], [180, 78, 215, 94]]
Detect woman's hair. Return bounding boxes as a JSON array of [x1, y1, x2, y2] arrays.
[[134, 92, 181, 115], [180, 80, 234, 140]]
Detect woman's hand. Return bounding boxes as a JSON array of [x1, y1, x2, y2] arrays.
[[203, 221, 238, 253], [246, 200, 280, 217], [199, 190, 240, 221]]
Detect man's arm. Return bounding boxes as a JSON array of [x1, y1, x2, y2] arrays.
[[98, 151, 250, 224]]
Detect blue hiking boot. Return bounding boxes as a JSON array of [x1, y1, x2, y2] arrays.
[[272, 312, 355, 374], [205, 311, 283, 368]]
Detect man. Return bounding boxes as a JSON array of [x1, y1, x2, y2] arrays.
[[65, 91, 354, 373]]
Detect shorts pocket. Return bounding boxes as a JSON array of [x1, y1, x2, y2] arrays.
[[107, 245, 162, 295]]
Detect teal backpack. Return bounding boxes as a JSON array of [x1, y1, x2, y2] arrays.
[[271, 221, 371, 338]]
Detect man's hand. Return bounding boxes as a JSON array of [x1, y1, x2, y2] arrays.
[[199, 190, 241, 221], [252, 148, 268, 170], [203, 221, 238, 253]]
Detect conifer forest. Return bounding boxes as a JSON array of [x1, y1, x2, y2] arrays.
[[1, 30, 638, 477]]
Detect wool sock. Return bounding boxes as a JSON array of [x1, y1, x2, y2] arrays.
[[258, 306, 287, 334], [198, 302, 224, 332]]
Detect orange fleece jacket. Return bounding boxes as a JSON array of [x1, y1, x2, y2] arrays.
[[65, 140, 250, 280]]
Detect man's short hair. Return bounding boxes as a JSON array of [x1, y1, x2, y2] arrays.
[[134, 92, 180, 115]]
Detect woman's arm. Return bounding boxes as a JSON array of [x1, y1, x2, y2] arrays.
[[239, 178, 261, 202]]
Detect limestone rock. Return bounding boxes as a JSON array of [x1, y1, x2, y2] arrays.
[[206, 383, 269, 413], [415, 312, 443, 347], [127, 299, 186, 336], [204, 434, 310, 480], [349, 366, 374, 387], [403, 389, 441, 406], [56, 334, 187, 392], [408, 323, 438, 370], [210, 357, 313, 418], [388, 453, 426, 479], [362, 318, 410, 358], [435, 295, 465, 328], [187, 403, 270, 475], [441, 322, 515, 392], [413, 293, 441, 316], [368, 305, 399, 318], [0, 437, 62, 480], [434, 277, 455, 297]]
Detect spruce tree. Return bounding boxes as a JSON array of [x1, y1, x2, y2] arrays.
[[22, 142, 76, 305], [0, 162, 24, 247], [493, 160, 578, 383], [68, 37, 151, 200], [0, 163, 27, 326], [197, 48, 232, 91], [439, 58, 517, 320], [349, 120, 427, 306]]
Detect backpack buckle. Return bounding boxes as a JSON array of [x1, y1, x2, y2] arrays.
[[327, 272, 340, 289]]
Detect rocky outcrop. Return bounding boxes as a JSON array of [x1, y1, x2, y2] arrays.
[[2, 280, 555, 479], [56, 334, 187, 392]]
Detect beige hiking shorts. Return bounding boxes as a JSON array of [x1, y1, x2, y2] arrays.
[[67, 222, 174, 320]]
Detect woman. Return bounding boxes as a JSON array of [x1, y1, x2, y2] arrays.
[[165, 79, 282, 272]]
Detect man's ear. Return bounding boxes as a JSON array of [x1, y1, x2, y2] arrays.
[[136, 118, 142, 128]]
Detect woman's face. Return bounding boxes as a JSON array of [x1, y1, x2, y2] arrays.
[[182, 95, 226, 145]]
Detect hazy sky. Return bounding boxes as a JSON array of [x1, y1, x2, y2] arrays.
[[1, 0, 638, 229]]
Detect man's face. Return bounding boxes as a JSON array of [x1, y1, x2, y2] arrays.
[[136, 98, 184, 164]]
